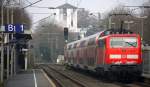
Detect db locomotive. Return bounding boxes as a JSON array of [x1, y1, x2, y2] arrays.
[[64, 29, 142, 80]]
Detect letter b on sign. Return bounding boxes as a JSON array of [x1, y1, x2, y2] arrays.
[[8, 24, 15, 32]]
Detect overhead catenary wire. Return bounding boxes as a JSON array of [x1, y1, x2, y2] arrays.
[[22, 0, 42, 9], [29, 5, 51, 8], [25, 0, 32, 4], [31, 13, 51, 14], [23, 0, 63, 8], [32, 14, 55, 25]]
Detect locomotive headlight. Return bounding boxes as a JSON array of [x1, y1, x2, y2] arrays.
[[127, 54, 138, 59], [110, 54, 121, 59]]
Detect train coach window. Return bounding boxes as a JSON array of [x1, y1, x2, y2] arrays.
[[88, 37, 96, 46], [73, 43, 77, 48], [68, 45, 72, 50], [80, 41, 86, 47], [110, 37, 138, 48]]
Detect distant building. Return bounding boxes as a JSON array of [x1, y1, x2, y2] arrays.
[[50, 3, 79, 32]]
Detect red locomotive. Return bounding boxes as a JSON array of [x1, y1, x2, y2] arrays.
[[64, 29, 142, 80]]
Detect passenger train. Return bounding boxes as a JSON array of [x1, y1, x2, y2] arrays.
[[64, 29, 142, 80]]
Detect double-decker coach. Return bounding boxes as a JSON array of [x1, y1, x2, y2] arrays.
[[64, 29, 142, 80]]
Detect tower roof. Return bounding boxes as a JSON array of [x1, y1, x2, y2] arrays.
[[56, 3, 77, 9]]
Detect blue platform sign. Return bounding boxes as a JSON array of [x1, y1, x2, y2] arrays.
[[5, 24, 24, 33]]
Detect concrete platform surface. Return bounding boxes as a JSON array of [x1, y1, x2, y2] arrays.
[[5, 69, 55, 87], [143, 73, 150, 79]]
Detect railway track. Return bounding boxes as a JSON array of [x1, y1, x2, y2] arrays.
[[41, 65, 87, 87], [39, 64, 150, 87]]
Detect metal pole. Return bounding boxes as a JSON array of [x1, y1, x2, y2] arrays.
[[0, 37, 4, 82], [13, 44, 16, 75], [33, 47, 35, 65], [10, 1, 14, 76], [51, 40, 53, 63], [33, 43, 36, 65], [98, 12, 101, 28], [1, 0, 5, 83], [48, 33, 49, 61], [0, 35, 4, 83], [10, 34, 13, 76], [141, 18, 144, 39], [109, 15, 112, 29], [6, 6, 10, 79], [25, 51, 27, 70], [56, 36, 58, 50], [128, 23, 130, 30]]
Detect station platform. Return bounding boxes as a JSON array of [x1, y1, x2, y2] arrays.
[[5, 69, 56, 87], [143, 73, 150, 79]]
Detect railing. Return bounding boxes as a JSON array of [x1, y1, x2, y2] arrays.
[[142, 46, 150, 74]]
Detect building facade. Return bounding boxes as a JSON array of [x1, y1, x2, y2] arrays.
[[50, 3, 79, 32]]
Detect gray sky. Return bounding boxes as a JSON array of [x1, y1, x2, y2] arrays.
[[25, 0, 147, 24]]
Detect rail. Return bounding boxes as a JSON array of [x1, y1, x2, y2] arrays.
[[39, 64, 150, 87], [41, 65, 87, 87]]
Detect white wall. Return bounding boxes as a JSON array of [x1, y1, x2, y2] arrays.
[[50, 8, 78, 32]]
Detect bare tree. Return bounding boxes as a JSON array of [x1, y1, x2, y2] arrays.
[[32, 22, 65, 63], [78, 9, 90, 28], [0, 8, 31, 29], [78, 9, 101, 28], [78, 9, 103, 36], [0, 1, 31, 29], [102, 5, 141, 34]]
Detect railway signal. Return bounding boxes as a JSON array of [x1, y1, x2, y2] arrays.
[[64, 27, 68, 42]]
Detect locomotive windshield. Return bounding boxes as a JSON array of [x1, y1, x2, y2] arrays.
[[110, 37, 137, 48]]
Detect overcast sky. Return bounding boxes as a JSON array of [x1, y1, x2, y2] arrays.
[[25, 0, 147, 25]]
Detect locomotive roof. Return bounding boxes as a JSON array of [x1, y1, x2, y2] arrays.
[[66, 29, 136, 49], [67, 32, 101, 45], [66, 32, 101, 49]]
